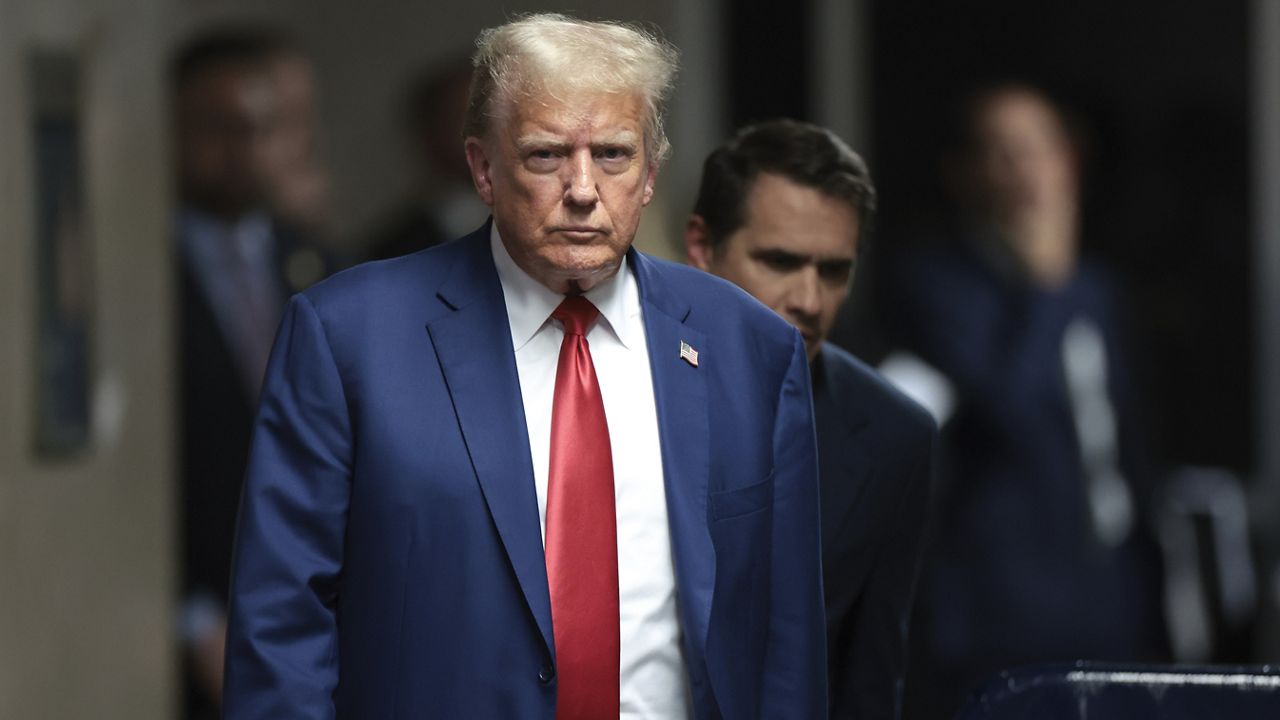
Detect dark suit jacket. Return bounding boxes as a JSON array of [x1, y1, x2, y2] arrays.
[[364, 202, 449, 261], [178, 258, 256, 607], [813, 343, 936, 720], [179, 215, 334, 718], [179, 218, 330, 607], [880, 238, 1167, 719], [223, 224, 828, 719]]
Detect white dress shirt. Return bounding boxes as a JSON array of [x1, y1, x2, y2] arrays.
[[491, 226, 692, 718]]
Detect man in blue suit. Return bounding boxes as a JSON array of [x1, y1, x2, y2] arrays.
[[223, 15, 826, 719], [686, 120, 936, 719]]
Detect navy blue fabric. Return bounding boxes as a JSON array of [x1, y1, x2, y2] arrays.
[[222, 224, 827, 719], [879, 239, 1168, 719]]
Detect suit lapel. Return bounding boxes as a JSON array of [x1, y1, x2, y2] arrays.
[[426, 229, 554, 655], [813, 348, 875, 548], [631, 252, 715, 676]]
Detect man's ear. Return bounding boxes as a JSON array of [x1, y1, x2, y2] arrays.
[[641, 162, 658, 207], [464, 137, 495, 206], [684, 214, 715, 271]]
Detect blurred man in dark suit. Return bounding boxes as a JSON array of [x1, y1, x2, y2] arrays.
[[878, 84, 1168, 719], [365, 58, 489, 260], [686, 119, 936, 719], [171, 28, 330, 717]]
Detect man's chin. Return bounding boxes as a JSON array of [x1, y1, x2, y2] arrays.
[[540, 249, 625, 292]]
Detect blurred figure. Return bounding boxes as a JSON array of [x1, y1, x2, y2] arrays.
[[259, 43, 332, 240], [878, 85, 1168, 719], [365, 57, 489, 260], [686, 119, 936, 719], [171, 27, 331, 718]]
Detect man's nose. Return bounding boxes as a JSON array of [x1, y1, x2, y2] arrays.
[[564, 150, 599, 207], [787, 267, 823, 319]]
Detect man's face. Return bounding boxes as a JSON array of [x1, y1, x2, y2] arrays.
[[465, 90, 657, 293], [973, 91, 1076, 221], [261, 54, 318, 181], [687, 173, 859, 361], [178, 65, 277, 219]]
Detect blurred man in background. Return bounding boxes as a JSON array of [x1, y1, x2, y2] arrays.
[[365, 57, 489, 260], [171, 27, 331, 717], [878, 84, 1168, 719], [259, 42, 333, 242], [686, 119, 936, 719]]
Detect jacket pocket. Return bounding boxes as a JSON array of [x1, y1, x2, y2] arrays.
[[710, 472, 775, 521]]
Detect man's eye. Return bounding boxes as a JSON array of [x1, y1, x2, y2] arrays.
[[757, 253, 806, 272], [526, 150, 561, 171], [819, 261, 855, 282], [596, 147, 633, 163]]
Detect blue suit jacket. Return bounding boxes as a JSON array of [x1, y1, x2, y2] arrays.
[[223, 225, 827, 719]]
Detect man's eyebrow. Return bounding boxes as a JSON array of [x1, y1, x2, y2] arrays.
[[514, 133, 569, 153], [752, 247, 855, 265], [751, 248, 810, 262], [592, 130, 640, 147]]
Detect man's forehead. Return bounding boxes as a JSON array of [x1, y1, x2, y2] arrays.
[[503, 90, 644, 133], [745, 173, 858, 220], [184, 69, 276, 118], [734, 176, 860, 258]]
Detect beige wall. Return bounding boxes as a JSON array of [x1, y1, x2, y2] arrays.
[[0, 0, 174, 716]]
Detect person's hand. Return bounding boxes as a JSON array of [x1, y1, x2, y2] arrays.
[[191, 616, 228, 705], [1004, 209, 1077, 289]]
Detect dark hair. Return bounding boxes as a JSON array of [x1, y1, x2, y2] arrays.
[[171, 26, 299, 92], [692, 119, 876, 246]]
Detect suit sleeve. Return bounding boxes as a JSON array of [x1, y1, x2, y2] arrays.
[[761, 331, 828, 718], [835, 420, 936, 720], [223, 294, 353, 719], [885, 253, 1080, 442]]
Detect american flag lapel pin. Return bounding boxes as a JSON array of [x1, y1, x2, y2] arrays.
[[679, 340, 699, 368]]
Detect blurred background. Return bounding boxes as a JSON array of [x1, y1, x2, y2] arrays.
[[1, 0, 1278, 717]]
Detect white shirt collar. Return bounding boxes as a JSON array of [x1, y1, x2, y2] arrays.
[[490, 223, 641, 352]]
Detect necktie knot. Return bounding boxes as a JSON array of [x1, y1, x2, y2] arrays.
[[553, 296, 600, 337]]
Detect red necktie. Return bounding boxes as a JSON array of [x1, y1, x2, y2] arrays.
[[545, 296, 619, 719]]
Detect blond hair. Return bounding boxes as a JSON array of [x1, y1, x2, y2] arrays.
[[464, 13, 679, 165]]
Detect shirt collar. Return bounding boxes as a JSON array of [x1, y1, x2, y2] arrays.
[[490, 223, 640, 352], [178, 207, 273, 262]]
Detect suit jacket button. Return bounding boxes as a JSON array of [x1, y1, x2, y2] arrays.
[[538, 663, 555, 684]]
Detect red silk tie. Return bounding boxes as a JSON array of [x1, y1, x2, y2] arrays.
[[545, 296, 620, 719]]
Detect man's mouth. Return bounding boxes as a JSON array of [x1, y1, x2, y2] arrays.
[[554, 227, 606, 241]]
